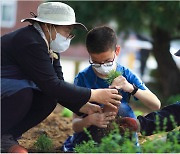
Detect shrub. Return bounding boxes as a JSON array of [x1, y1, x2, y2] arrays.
[[75, 126, 138, 153], [141, 130, 180, 153], [34, 134, 53, 152], [74, 118, 180, 153]]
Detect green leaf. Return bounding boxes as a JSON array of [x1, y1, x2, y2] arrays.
[[106, 70, 123, 85]]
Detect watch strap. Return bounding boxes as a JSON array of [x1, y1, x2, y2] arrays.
[[131, 84, 138, 95]]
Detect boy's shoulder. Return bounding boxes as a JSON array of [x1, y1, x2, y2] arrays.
[[116, 64, 139, 79], [74, 65, 96, 86], [77, 65, 93, 76], [75, 65, 96, 80], [116, 64, 131, 74]]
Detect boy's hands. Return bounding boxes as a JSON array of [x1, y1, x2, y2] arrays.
[[90, 89, 122, 109], [110, 76, 134, 93], [103, 104, 118, 114], [87, 112, 116, 128], [79, 102, 102, 115]]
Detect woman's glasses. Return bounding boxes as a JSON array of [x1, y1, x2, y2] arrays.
[[53, 25, 75, 40], [66, 33, 75, 40]]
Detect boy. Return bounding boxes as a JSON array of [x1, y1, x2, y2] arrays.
[[62, 26, 161, 152]]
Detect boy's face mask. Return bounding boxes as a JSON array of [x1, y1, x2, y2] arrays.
[[92, 55, 117, 76], [47, 25, 71, 53]]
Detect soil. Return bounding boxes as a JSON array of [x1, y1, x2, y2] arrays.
[[18, 104, 153, 153], [18, 104, 73, 153]]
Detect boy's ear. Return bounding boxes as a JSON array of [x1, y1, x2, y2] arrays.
[[115, 45, 121, 56]]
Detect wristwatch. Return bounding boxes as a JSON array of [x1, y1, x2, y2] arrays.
[[131, 84, 138, 95]]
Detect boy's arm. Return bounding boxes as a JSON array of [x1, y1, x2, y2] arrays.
[[72, 113, 92, 133], [111, 75, 161, 110], [132, 88, 161, 110]]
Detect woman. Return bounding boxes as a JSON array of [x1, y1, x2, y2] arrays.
[[1, 2, 121, 153]]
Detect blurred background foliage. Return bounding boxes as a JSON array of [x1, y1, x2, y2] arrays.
[[65, 1, 180, 38]]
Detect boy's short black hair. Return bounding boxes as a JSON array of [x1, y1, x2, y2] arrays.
[[86, 26, 117, 54]]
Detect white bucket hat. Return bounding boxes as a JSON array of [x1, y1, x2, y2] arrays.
[[175, 49, 180, 57], [21, 2, 87, 31]]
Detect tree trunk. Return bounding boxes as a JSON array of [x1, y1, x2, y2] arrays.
[[152, 27, 180, 98]]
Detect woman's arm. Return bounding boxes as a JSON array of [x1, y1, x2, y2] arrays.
[[15, 43, 121, 113]]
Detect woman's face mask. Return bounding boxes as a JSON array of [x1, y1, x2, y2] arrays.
[[92, 55, 117, 76], [50, 33, 71, 53], [47, 25, 71, 53]]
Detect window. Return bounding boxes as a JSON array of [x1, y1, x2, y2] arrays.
[[0, 0, 17, 28]]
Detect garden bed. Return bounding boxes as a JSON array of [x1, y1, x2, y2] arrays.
[[18, 104, 176, 153]]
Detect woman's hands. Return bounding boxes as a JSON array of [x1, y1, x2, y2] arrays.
[[86, 112, 116, 128], [90, 89, 122, 109]]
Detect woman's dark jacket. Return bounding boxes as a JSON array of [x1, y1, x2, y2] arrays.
[[1, 25, 91, 113]]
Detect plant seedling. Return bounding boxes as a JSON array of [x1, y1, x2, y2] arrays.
[[34, 134, 53, 152], [106, 70, 123, 85], [106, 70, 123, 95]]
